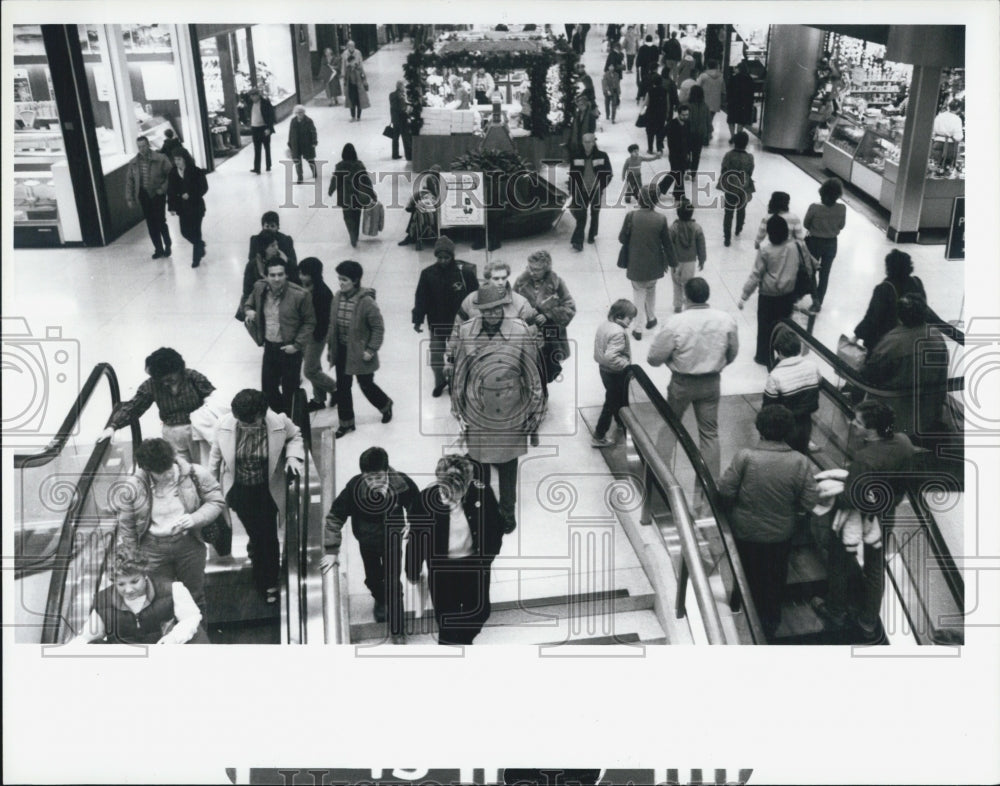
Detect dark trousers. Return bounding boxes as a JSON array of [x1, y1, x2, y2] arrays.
[[251, 126, 272, 172], [646, 125, 665, 154], [481, 458, 518, 526], [571, 189, 601, 246], [595, 368, 626, 438], [294, 157, 317, 181], [342, 207, 362, 246], [262, 341, 303, 415], [787, 411, 814, 455], [604, 94, 619, 121], [690, 143, 704, 175], [429, 558, 493, 645], [177, 210, 203, 251], [805, 235, 838, 304], [359, 529, 405, 636], [391, 127, 412, 160], [755, 292, 796, 364], [624, 170, 642, 201], [735, 538, 792, 638], [428, 331, 448, 389], [668, 164, 688, 197], [227, 483, 280, 594], [348, 84, 362, 118], [826, 539, 884, 631], [722, 192, 747, 241], [138, 190, 171, 253], [333, 343, 391, 427], [141, 531, 207, 615]]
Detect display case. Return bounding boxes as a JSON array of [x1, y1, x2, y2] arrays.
[[823, 118, 862, 180]]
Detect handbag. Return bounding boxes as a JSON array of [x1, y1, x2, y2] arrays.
[[837, 334, 867, 374], [635, 110, 648, 128], [793, 240, 817, 300], [382, 124, 396, 139], [187, 467, 232, 557], [617, 212, 633, 269]]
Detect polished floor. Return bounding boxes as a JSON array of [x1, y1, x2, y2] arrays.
[[6, 30, 967, 635]]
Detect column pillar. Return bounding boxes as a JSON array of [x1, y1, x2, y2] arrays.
[[887, 64, 941, 242]]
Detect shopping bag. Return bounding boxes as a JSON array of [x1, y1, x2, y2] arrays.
[[837, 334, 866, 374], [361, 201, 385, 236]]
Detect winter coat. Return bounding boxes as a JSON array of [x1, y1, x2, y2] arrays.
[[125, 151, 172, 203], [687, 101, 713, 146], [325, 287, 385, 377], [593, 320, 631, 372], [669, 218, 707, 265], [719, 149, 756, 203], [342, 51, 370, 109], [209, 409, 304, 518], [741, 241, 802, 299], [726, 71, 756, 125], [697, 69, 725, 112], [242, 281, 316, 353], [327, 159, 375, 210], [166, 164, 208, 217], [621, 208, 677, 281], [287, 114, 317, 159], [451, 317, 544, 464], [854, 276, 929, 350], [412, 260, 479, 331], [116, 457, 225, 551]]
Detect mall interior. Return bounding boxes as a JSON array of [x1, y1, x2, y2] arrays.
[[8, 22, 974, 648]]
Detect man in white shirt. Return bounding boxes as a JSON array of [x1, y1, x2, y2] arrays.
[[472, 68, 496, 104], [932, 99, 964, 174], [647, 277, 739, 480]]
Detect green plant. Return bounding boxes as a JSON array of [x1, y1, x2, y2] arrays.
[[449, 148, 531, 174]]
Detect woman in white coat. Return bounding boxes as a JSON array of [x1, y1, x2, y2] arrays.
[[209, 388, 304, 603]]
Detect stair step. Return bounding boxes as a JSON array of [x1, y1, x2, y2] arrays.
[[204, 560, 279, 625], [349, 590, 656, 642], [352, 606, 665, 646]]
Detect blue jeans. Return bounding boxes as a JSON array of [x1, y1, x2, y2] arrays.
[[141, 531, 207, 615], [805, 236, 838, 304]]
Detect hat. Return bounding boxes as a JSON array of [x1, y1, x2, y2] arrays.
[[473, 282, 511, 308], [434, 236, 455, 256]]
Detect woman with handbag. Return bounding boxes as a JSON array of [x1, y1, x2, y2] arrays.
[[71, 546, 210, 645], [328, 143, 375, 248], [739, 215, 813, 365], [98, 347, 216, 464], [341, 40, 370, 121], [115, 438, 226, 616], [811, 400, 916, 642], [620, 184, 677, 341], [319, 47, 342, 106], [638, 73, 669, 154], [803, 177, 847, 311]]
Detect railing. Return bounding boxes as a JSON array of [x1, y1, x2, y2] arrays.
[[770, 319, 964, 644], [24, 363, 141, 644], [623, 365, 768, 645], [319, 426, 347, 644]]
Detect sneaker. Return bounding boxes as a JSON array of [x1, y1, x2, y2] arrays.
[[592, 435, 615, 448]]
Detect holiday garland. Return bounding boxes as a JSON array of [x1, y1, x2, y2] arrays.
[[403, 38, 579, 140]]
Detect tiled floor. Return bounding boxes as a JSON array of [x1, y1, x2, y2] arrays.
[[6, 32, 967, 633]]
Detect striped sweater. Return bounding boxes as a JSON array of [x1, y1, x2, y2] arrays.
[[763, 355, 821, 416]]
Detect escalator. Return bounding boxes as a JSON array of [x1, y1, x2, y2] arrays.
[[12, 364, 324, 645], [616, 318, 964, 645]]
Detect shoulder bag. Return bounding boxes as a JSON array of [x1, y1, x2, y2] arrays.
[[793, 239, 818, 300]]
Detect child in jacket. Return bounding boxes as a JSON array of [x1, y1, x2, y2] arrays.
[[592, 299, 638, 446], [668, 201, 707, 312]]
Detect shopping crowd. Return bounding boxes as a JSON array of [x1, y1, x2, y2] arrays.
[[91, 23, 951, 646]]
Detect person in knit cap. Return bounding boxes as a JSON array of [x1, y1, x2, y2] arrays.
[[447, 282, 544, 534], [412, 235, 479, 397]]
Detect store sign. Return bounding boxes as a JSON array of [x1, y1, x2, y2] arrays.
[[439, 171, 485, 228], [945, 196, 964, 260]]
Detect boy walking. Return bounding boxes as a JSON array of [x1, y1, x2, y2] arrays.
[[592, 299, 638, 447], [621, 144, 660, 203]]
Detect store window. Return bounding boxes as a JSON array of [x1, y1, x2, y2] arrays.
[[929, 67, 964, 179], [249, 24, 296, 104], [80, 23, 129, 165], [13, 24, 78, 246]]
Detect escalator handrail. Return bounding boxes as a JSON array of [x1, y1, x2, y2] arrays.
[[623, 365, 768, 644], [282, 390, 312, 644], [774, 320, 965, 611], [771, 319, 964, 400], [14, 362, 141, 469], [40, 437, 116, 644]]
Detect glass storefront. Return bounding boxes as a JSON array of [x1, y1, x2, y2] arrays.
[[13, 24, 78, 246], [249, 24, 296, 104]]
